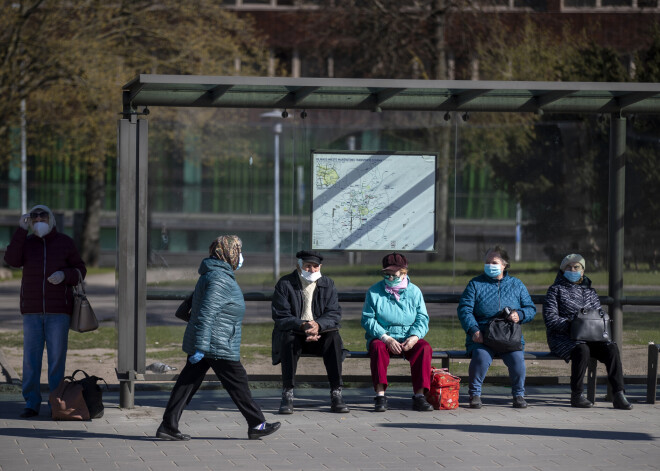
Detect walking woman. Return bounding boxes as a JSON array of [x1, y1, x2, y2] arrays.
[[156, 235, 280, 440]]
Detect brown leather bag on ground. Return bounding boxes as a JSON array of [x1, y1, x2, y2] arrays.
[[49, 376, 90, 420]]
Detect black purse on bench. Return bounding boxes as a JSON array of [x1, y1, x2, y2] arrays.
[[570, 308, 611, 342]]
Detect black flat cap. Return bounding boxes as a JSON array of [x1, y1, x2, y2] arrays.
[[296, 250, 323, 265]]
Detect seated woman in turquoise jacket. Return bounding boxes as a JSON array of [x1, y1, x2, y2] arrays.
[[361, 253, 434, 413], [457, 245, 536, 409]]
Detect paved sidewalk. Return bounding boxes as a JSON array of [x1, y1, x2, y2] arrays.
[[0, 385, 658, 471]]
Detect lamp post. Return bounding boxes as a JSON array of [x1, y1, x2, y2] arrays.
[[261, 110, 284, 279], [21, 99, 27, 214]]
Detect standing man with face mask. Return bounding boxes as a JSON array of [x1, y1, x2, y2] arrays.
[[271, 250, 348, 414], [4, 205, 86, 419]]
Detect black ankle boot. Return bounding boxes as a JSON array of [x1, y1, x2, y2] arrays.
[[571, 393, 593, 408], [613, 391, 633, 410]]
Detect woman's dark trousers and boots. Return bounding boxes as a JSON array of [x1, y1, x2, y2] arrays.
[[570, 342, 631, 410]]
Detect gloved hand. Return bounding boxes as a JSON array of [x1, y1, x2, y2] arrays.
[[19, 214, 30, 230], [189, 350, 205, 364], [47, 271, 65, 285]]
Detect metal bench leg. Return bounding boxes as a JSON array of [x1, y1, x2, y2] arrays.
[[441, 357, 449, 369], [647, 343, 658, 404], [586, 358, 597, 404]]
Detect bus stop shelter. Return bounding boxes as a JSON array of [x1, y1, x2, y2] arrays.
[[117, 75, 660, 407]]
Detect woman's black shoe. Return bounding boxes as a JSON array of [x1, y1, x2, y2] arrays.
[[248, 422, 281, 439], [156, 424, 191, 441], [20, 408, 38, 419], [374, 395, 388, 412]]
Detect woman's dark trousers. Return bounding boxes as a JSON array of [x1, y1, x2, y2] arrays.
[[570, 342, 625, 394], [162, 357, 265, 431]]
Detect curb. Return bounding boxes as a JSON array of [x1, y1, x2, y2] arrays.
[[0, 347, 19, 385]]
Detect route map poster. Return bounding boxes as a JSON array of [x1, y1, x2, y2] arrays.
[[311, 151, 437, 251]]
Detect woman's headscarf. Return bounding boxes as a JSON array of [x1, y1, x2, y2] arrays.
[[209, 235, 242, 270]]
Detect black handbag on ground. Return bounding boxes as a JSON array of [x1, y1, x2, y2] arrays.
[[482, 308, 523, 353], [71, 369, 108, 419], [570, 308, 611, 342], [175, 292, 193, 322]]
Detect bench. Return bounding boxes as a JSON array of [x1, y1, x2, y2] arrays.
[[337, 350, 598, 403], [648, 342, 659, 404], [120, 349, 598, 402]]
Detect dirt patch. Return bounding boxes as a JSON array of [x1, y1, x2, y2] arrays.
[[0, 342, 651, 386]]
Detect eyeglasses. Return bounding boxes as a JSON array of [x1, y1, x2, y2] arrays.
[[29, 211, 49, 219]]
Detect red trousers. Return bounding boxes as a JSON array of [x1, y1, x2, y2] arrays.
[[369, 338, 432, 392]]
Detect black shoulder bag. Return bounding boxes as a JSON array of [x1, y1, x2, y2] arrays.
[[175, 292, 193, 322], [482, 307, 523, 353], [570, 308, 611, 342]]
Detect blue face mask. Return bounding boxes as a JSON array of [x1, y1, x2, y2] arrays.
[[484, 264, 502, 278], [383, 275, 402, 287], [236, 253, 244, 270], [563, 270, 581, 283]]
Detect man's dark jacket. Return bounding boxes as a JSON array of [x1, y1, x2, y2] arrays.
[[271, 270, 342, 365]]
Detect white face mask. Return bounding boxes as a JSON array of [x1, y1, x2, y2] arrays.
[[33, 222, 50, 238], [298, 260, 322, 283], [300, 270, 322, 283]]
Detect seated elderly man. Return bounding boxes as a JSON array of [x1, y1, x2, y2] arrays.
[[271, 250, 348, 414]]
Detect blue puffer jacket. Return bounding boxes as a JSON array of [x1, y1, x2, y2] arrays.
[[543, 272, 606, 362], [182, 257, 245, 361], [457, 272, 536, 354], [361, 277, 429, 349]]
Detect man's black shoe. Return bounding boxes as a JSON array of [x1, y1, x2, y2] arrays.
[[20, 408, 38, 419], [571, 394, 593, 408], [412, 395, 434, 411], [330, 389, 350, 413], [613, 391, 633, 410], [278, 390, 294, 414], [156, 424, 191, 441], [248, 422, 281, 440], [374, 395, 388, 412]]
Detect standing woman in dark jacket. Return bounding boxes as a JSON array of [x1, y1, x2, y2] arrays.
[[543, 254, 632, 410], [4, 205, 87, 419], [156, 235, 280, 440]]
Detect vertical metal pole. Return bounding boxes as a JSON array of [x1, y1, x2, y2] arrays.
[[515, 202, 522, 262], [117, 116, 148, 409], [274, 123, 281, 279], [20, 99, 27, 214], [608, 115, 626, 352]]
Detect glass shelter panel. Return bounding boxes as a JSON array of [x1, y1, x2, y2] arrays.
[[135, 107, 659, 380]]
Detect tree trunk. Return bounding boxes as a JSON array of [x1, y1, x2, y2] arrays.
[[80, 155, 106, 267], [430, 0, 451, 261]]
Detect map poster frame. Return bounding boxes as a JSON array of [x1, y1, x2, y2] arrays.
[[310, 150, 437, 252]]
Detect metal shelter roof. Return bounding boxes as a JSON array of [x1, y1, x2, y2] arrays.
[[123, 74, 660, 114]]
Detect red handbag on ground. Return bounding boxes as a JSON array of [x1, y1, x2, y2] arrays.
[[426, 367, 460, 410]]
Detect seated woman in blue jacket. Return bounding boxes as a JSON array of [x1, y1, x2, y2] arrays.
[[156, 235, 280, 441], [361, 253, 434, 413], [457, 245, 536, 409]]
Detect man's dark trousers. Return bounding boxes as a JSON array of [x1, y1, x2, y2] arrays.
[[280, 330, 343, 390]]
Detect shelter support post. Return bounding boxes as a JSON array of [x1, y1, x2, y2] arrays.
[[117, 116, 148, 409], [608, 115, 626, 353]]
